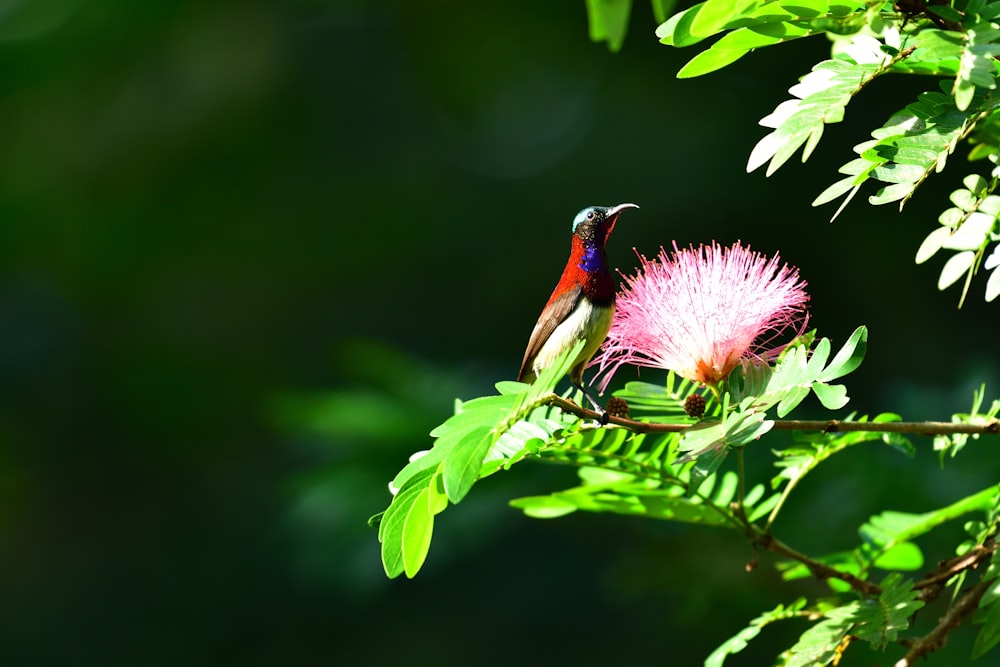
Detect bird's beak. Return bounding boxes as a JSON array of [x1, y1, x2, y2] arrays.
[[603, 203, 637, 238], [607, 202, 639, 218]]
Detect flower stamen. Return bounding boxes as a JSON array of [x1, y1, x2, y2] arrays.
[[592, 242, 809, 391]]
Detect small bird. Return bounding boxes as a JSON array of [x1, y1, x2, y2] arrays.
[[517, 203, 638, 421]]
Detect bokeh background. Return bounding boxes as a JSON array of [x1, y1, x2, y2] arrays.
[[1, 1, 998, 665]]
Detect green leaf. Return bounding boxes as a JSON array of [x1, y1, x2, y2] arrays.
[[901, 29, 963, 73], [973, 551, 1000, 659], [689, 0, 757, 38], [852, 573, 923, 648], [733, 328, 865, 419], [780, 602, 859, 667], [391, 405, 489, 492], [662, 0, 872, 75], [804, 336, 831, 375], [816, 325, 868, 382], [987, 258, 1000, 301], [726, 410, 774, 446], [378, 341, 590, 578], [379, 467, 439, 578], [770, 415, 909, 526], [538, 422, 676, 480], [441, 426, 493, 503], [953, 22, 1000, 112], [881, 425, 916, 458], [428, 398, 498, 437], [514, 478, 740, 527], [746, 486, 781, 522], [973, 600, 1000, 659], [749, 48, 895, 176], [586, 0, 633, 52], [872, 541, 924, 571], [579, 466, 636, 485], [650, 0, 679, 24], [677, 22, 811, 78], [705, 598, 808, 667], [939, 250, 976, 289], [710, 470, 739, 506], [858, 486, 999, 570], [778, 549, 860, 583], [817, 88, 1000, 215], [635, 492, 735, 524], [401, 485, 436, 578], [509, 494, 579, 518], [916, 225, 952, 263], [811, 381, 849, 410], [613, 372, 707, 418], [495, 380, 530, 395], [919, 174, 1000, 304], [687, 443, 728, 491], [778, 576, 921, 664], [927, 5, 964, 24], [965, 173, 989, 195], [656, 2, 709, 47], [776, 384, 811, 417], [678, 420, 726, 459], [728, 359, 773, 404], [427, 469, 448, 514], [812, 174, 862, 208], [934, 387, 1000, 460]]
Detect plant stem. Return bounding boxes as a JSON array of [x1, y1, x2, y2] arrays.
[[545, 396, 1000, 437], [764, 473, 795, 534], [736, 445, 747, 520], [750, 527, 883, 597], [895, 577, 993, 666], [769, 419, 1000, 435]]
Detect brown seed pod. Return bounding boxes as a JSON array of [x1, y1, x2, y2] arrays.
[[683, 393, 706, 418], [605, 396, 630, 419]]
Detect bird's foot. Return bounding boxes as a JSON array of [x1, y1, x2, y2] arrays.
[[574, 383, 610, 425]]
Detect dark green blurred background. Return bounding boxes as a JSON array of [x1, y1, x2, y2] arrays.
[[1, 1, 998, 665]]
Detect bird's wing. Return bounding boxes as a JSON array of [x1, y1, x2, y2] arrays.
[[516, 285, 582, 382]]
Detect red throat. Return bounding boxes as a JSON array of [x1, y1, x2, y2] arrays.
[[545, 236, 615, 307]]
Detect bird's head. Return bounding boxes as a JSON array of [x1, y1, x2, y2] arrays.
[[571, 203, 639, 245]]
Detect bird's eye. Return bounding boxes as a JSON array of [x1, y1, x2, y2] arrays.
[[587, 211, 596, 220]]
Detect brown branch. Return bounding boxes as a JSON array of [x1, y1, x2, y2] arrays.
[[743, 534, 997, 606], [548, 393, 1000, 618], [746, 535, 999, 664], [545, 395, 1000, 437], [913, 541, 997, 602], [546, 395, 689, 432], [772, 419, 1000, 436], [749, 529, 884, 597], [895, 578, 993, 666]]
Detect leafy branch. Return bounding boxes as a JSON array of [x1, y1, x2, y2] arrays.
[[747, 34, 912, 178], [585, 0, 1000, 303], [550, 396, 1000, 436], [899, 576, 994, 665], [372, 316, 1000, 663]]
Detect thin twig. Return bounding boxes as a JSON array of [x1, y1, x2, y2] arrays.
[[547, 393, 999, 604], [895, 578, 993, 667], [749, 529, 884, 597], [772, 419, 1000, 435], [913, 541, 997, 602], [545, 395, 1000, 437]]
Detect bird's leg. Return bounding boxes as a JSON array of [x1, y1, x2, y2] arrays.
[[574, 381, 609, 425]]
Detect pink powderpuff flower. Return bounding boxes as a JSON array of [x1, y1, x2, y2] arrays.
[[592, 242, 809, 390]]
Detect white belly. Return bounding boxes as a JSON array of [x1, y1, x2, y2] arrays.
[[532, 299, 614, 382]]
